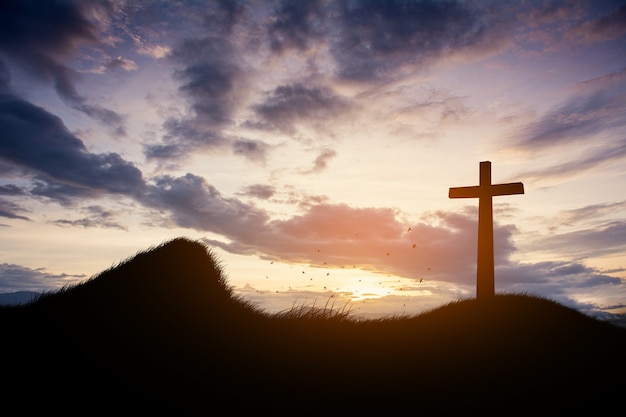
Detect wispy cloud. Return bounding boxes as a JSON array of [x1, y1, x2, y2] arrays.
[[533, 220, 626, 260], [556, 201, 626, 226], [50, 205, 127, 230], [513, 89, 626, 149], [513, 138, 626, 185], [0, 199, 30, 221]]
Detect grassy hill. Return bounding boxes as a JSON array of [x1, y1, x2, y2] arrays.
[[2, 237, 625, 414]]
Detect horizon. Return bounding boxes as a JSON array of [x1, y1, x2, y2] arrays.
[[0, 0, 625, 321]]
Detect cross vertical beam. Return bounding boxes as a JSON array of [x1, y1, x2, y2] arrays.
[[449, 161, 524, 299]]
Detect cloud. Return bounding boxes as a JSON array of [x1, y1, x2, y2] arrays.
[[252, 83, 350, 134], [566, 3, 626, 43], [513, 138, 626, 185], [0, 0, 97, 63], [0, 184, 26, 196], [137, 44, 171, 59], [513, 89, 626, 149], [299, 148, 337, 174], [497, 260, 623, 316], [232, 138, 271, 164], [508, 67, 626, 185], [0, 58, 10, 88], [205, 203, 509, 288], [0, 199, 30, 221], [0, 263, 85, 293], [267, 0, 326, 52], [533, 220, 626, 259], [146, 1, 249, 161], [88, 56, 138, 74], [556, 201, 626, 226], [0, 0, 126, 135], [142, 173, 270, 237], [501, 260, 621, 287], [330, 0, 512, 82], [0, 88, 145, 204], [145, 184, 477, 283], [49, 205, 127, 230], [237, 184, 276, 200], [513, 66, 626, 150]]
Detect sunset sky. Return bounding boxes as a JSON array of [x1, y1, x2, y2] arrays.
[[1, 0, 625, 320]]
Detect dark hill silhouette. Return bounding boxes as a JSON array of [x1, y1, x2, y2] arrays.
[[2, 237, 625, 415]]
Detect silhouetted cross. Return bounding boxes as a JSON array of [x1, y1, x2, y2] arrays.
[[449, 161, 524, 299]]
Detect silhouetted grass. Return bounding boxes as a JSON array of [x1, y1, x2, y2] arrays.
[[274, 296, 354, 320], [2, 237, 624, 415]]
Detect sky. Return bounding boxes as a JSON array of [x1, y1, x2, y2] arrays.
[[1, 0, 625, 321]]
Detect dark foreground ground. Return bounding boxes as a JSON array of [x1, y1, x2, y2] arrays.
[[2, 238, 625, 415]]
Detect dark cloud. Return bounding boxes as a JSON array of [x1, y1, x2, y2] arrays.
[[144, 142, 188, 161], [0, 57, 10, 88], [142, 173, 269, 237], [51, 217, 126, 230], [201, 0, 246, 32], [0, 263, 84, 293], [0, 184, 26, 196], [238, 184, 276, 200], [0, 199, 30, 220], [232, 139, 270, 163], [252, 83, 349, 134], [268, 0, 325, 52], [0, 0, 126, 135], [148, 0, 248, 161], [29, 175, 97, 205], [0, 89, 145, 203], [0, 0, 96, 64], [330, 0, 511, 81], [77, 103, 126, 137]]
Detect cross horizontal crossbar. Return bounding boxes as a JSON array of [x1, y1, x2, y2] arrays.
[[449, 182, 524, 199]]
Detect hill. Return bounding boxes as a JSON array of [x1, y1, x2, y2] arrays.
[[2, 237, 625, 414], [0, 290, 39, 305]]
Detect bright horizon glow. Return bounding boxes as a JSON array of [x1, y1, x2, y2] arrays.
[[0, 0, 625, 321]]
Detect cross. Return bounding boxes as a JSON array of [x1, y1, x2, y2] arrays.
[[449, 161, 524, 299]]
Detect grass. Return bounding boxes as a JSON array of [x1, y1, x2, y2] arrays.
[[1, 237, 625, 415], [273, 296, 354, 320]]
